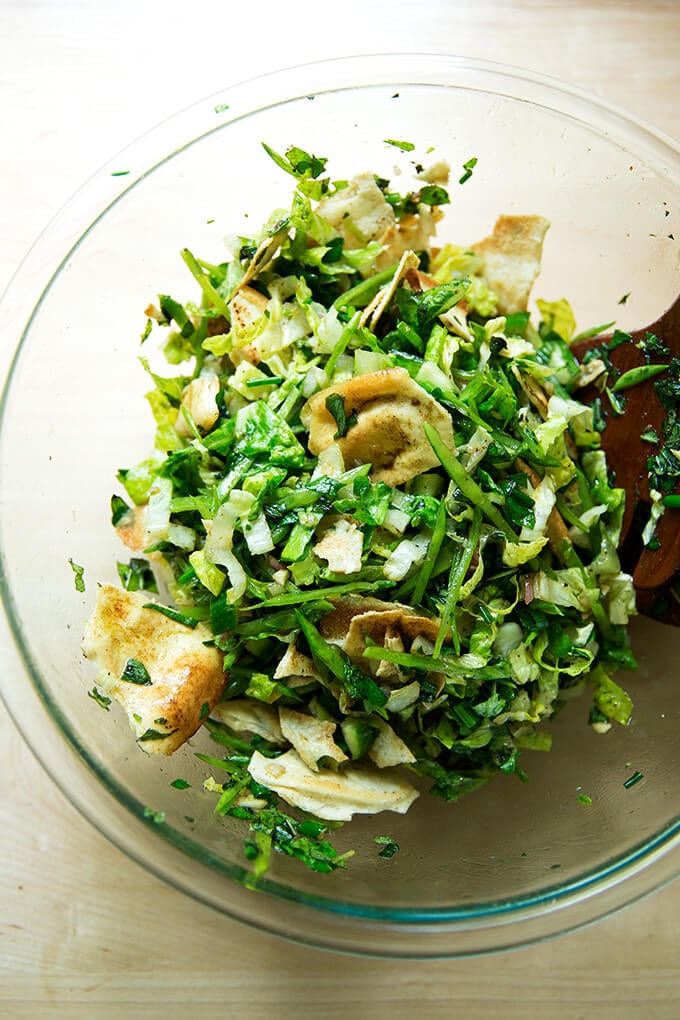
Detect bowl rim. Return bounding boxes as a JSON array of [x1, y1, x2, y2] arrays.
[[1, 51, 679, 958]]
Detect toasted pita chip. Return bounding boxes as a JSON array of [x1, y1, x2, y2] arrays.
[[279, 707, 348, 772], [316, 172, 395, 249], [301, 367, 455, 486], [320, 596, 441, 662], [374, 624, 404, 682], [210, 699, 285, 744], [360, 249, 420, 330], [273, 644, 321, 681], [375, 206, 443, 271], [313, 517, 364, 574], [472, 215, 550, 314], [368, 718, 417, 768], [247, 749, 419, 821], [82, 585, 225, 755]]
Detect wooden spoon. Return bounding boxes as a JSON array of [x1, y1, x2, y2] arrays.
[[571, 294, 680, 625]]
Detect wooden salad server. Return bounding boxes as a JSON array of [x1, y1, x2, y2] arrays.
[[571, 294, 680, 625]]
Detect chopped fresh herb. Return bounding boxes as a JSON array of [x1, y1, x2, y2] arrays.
[[637, 331, 670, 360], [606, 386, 627, 415], [374, 835, 400, 859], [170, 778, 191, 790], [618, 292, 631, 305], [143, 807, 166, 824], [640, 425, 660, 445], [459, 156, 478, 184], [111, 170, 130, 177], [138, 727, 177, 742], [142, 602, 199, 628], [577, 792, 593, 805], [623, 770, 644, 789], [325, 392, 358, 439], [68, 558, 85, 592], [419, 184, 450, 206], [384, 139, 415, 151], [582, 328, 631, 367], [214, 103, 230, 113], [120, 657, 152, 685], [110, 494, 132, 526], [87, 686, 111, 711], [117, 557, 157, 592]]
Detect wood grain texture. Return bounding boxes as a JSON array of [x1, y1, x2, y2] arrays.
[[1, 1, 679, 1017]]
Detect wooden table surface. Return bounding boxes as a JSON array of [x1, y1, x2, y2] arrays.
[[1, 2, 679, 1017]]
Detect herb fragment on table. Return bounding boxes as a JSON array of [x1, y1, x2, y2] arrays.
[[68, 558, 85, 592]]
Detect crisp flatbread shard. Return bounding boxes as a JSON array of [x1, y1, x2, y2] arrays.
[[368, 718, 417, 768], [301, 367, 455, 486], [316, 172, 396, 250], [81, 584, 225, 755], [278, 707, 348, 772], [247, 748, 419, 822], [320, 595, 441, 662], [210, 699, 285, 744], [472, 214, 550, 314]]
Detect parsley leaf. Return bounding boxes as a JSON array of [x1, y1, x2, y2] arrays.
[[87, 686, 111, 711], [68, 558, 85, 592], [325, 393, 358, 439], [120, 657, 152, 686]]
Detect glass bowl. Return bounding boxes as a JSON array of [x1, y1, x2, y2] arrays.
[[1, 54, 679, 959]]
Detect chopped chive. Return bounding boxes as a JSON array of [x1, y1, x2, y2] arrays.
[[333, 264, 397, 310], [250, 579, 390, 608], [623, 770, 644, 789], [423, 423, 515, 537], [434, 506, 482, 657], [180, 248, 231, 319], [411, 498, 447, 605], [68, 557, 85, 592], [142, 602, 199, 628], [111, 170, 130, 177], [87, 686, 111, 711], [324, 310, 360, 377], [138, 728, 178, 742], [458, 156, 478, 184], [384, 139, 415, 151], [245, 376, 284, 388]]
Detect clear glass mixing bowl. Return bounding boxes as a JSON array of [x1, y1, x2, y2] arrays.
[[0, 54, 679, 958]]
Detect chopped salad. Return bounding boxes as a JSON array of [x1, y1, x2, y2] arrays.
[[81, 143, 637, 876]]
